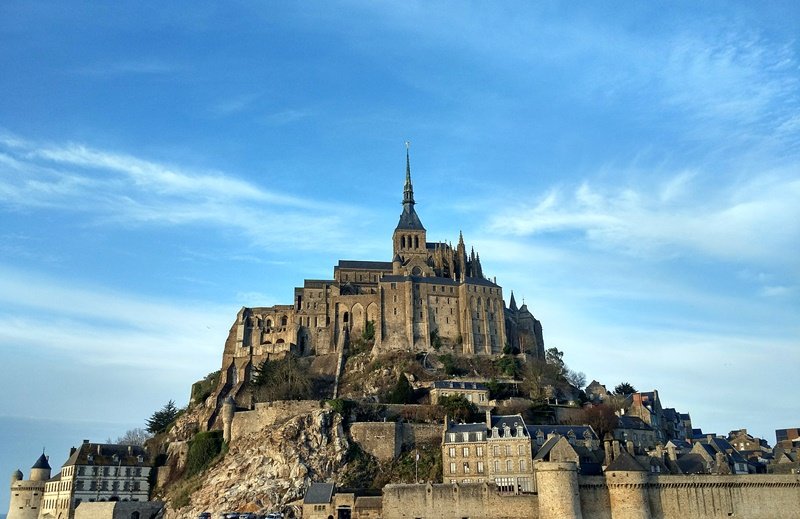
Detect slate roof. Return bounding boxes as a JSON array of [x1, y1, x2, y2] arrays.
[[433, 380, 488, 390], [444, 422, 487, 443], [62, 442, 148, 467], [532, 436, 561, 461], [490, 415, 529, 438], [606, 451, 647, 472], [527, 425, 598, 440], [304, 482, 334, 504], [666, 439, 692, 450], [616, 415, 654, 431], [336, 260, 393, 271], [396, 206, 425, 231], [676, 453, 708, 474], [32, 453, 51, 470]]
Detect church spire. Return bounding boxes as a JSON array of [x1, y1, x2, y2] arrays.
[[394, 141, 425, 231], [403, 141, 415, 206]]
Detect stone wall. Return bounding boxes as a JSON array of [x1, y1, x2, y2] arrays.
[[402, 423, 442, 447], [349, 422, 441, 461], [350, 422, 401, 461], [229, 400, 322, 441], [382, 483, 538, 519], [75, 501, 164, 519], [378, 466, 800, 519]]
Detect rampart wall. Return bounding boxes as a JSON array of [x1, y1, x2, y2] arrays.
[[382, 483, 538, 519], [229, 400, 321, 441], [379, 465, 800, 519]]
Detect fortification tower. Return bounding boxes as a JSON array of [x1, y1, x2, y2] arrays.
[[604, 451, 652, 519], [534, 461, 583, 519], [7, 453, 50, 519]]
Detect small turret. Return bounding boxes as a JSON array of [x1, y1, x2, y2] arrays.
[[222, 395, 236, 443], [11, 469, 23, 485], [392, 253, 402, 275], [29, 453, 51, 482]]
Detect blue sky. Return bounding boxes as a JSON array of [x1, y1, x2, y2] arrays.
[[1, 1, 798, 510]]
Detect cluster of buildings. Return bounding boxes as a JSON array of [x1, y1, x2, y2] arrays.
[[211, 150, 544, 415], [8, 441, 159, 519]]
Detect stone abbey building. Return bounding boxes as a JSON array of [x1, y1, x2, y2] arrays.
[[215, 150, 544, 407]]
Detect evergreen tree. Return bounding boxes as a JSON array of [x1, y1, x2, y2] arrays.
[[146, 400, 180, 434], [388, 374, 414, 404]]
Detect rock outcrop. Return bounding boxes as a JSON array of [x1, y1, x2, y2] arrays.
[[164, 408, 349, 519]]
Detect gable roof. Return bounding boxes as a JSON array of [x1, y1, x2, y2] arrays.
[[676, 453, 708, 474], [616, 415, 654, 431], [304, 482, 335, 505], [605, 450, 647, 472]]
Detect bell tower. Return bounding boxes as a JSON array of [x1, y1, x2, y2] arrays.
[[392, 142, 427, 268]]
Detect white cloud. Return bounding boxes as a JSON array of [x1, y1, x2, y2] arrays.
[[486, 170, 800, 267], [0, 132, 364, 252], [0, 265, 228, 370]]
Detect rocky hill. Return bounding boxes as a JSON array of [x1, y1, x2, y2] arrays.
[[160, 406, 348, 519]]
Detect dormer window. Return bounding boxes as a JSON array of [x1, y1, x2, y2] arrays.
[[87, 454, 94, 464], [449, 433, 456, 443], [477, 432, 483, 441]]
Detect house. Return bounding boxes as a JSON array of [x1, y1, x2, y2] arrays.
[[528, 426, 603, 475], [693, 436, 749, 475], [430, 380, 490, 406], [39, 441, 152, 519], [627, 391, 665, 443], [302, 483, 382, 519], [442, 413, 534, 492], [613, 415, 657, 452]]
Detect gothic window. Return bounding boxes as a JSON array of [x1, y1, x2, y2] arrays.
[[266, 319, 272, 329], [281, 315, 288, 326], [343, 312, 349, 323]]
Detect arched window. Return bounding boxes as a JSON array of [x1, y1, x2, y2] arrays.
[[280, 315, 288, 327], [265, 319, 272, 329], [401, 236, 406, 248], [414, 235, 419, 248], [343, 311, 349, 323]]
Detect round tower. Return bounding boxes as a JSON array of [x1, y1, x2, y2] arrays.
[[605, 470, 651, 519], [534, 461, 583, 519], [222, 395, 236, 443], [29, 453, 51, 481], [7, 455, 48, 519]]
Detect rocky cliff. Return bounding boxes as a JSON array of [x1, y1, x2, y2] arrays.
[[163, 407, 348, 519]]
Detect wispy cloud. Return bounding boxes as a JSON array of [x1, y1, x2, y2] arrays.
[[486, 170, 800, 267], [0, 132, 363, 252], [0, 265, 227, 370]]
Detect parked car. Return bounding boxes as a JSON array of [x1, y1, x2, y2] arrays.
[[266, 513, 283, 519], [197, 512, 211, 519]]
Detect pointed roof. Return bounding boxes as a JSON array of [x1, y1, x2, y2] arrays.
[[605, 450, 647, 472], [32, 453, 51, 470], [509, 291, 518, 311], [395, 144, 425, 231]]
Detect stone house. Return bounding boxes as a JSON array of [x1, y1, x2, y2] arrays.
[[613, 414, 657, 452], [628, 390, 665, 443], [442, 413, 534, 493], [302, 483, 382, 519], [429, 380, 490, 406], [39, 441, 151, 519]]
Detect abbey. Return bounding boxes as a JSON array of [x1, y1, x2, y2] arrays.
[[216, 149, 544, 405]]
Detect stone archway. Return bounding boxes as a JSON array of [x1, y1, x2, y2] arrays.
[[351, 303, 365, 339]]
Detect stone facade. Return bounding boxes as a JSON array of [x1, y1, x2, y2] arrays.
[[429, 381, 489, 406], [211, 151, 545, 415], [73, 501, 163, 519], [443, 413, 535, 493], [39, 441, 151, 519], [8, 454, 51, 519]]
